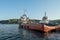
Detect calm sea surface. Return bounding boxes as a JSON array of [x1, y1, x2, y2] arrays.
[[0, 24, 60, 40]]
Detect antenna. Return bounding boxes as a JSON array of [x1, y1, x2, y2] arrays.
[[23, 9, 26, 14], [23, 9, 27, 17], [45, 11, 46, 17]]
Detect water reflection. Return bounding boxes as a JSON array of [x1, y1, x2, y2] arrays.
[[18, 27, 51, 40]]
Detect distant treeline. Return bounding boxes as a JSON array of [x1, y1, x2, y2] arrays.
[[0, 19, 18, 24], [0, 19, 40, 24], [50, 19, 60, 25], [0, 19, 60, 24]]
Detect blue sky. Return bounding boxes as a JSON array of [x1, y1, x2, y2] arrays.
[[0, 0, 60, 20]]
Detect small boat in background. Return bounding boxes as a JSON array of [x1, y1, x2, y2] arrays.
[[19, 12, 60, 33]]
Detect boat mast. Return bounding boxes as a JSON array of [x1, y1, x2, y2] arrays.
[[23, 9, 26, 15], [45, 11, 46, 17]]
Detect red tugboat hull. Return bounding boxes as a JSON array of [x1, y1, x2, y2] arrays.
[[20, 23, 56, 33], [55, 25, 60, 32]]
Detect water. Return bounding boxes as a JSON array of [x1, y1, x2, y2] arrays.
[[0, 24, 60, 40]]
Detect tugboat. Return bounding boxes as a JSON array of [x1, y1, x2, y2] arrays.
[[19, 12, 60, 33]]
